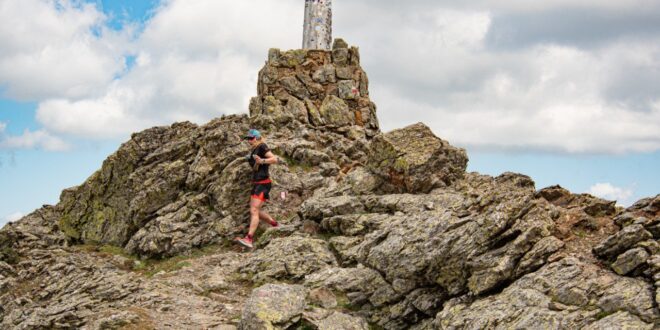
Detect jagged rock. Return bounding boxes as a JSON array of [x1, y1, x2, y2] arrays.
[[304, 266, 395, 308], [286, 95, 311, 124], [241, 236, 337, 281], [436, 257, 658, 329], [238, 284, 307, 330], [279, 76, 310, 100], [636, 239, 660, 255], [335, 65, 353, 80], [124, 193, 222, 258], [316, 311, 369, 330], [2, 39, 660, 330], [337, 80, 359, 99], [611, 247, 650, 275], [333, 38, 349, 49], [582, 311, 653, 330], [0, 248, 144, 329], [306, 172, 553, 300], [319, 95, 353, 127], [538, 185, 617, 217], [514, 236, 565, 277], [312, 64, 336, 84], [332, 47, 349, 65], [95, 311, 141, 329], [593, 224, 653, 259], [276, 49, 308, 68], [367, 122, 467, 193], [308, 287, 337, 309], [537, 185, 572, 203]]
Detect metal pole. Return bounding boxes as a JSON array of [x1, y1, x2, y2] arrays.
[[302, 0, 332, 50]]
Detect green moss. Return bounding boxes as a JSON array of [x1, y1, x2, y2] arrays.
[[573, 229, 587, 238], [282, 49, 308, 67], [335, 291, 361, 312], [98, 245, 129, 256], [278, 153, 313, 172], [393, 157, 409, 173], [77, 243, 226, 277], [0, 247, 19, 264], [595, 310, 615, 320], [58, 214, 81, 240]]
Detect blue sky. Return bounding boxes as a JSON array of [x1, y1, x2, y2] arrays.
[[1, 0, 659, 227]]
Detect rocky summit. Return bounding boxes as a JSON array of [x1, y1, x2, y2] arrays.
[[1, 39, 658, 329]]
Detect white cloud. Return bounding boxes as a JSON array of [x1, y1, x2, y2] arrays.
[[1, 0, 660, 154], [27, 0, 302, 140], [334, 4, 660, 153], [0, 127, 70, 151], [0, 0, 129, 100], [588, 183, 634, 205], [1, 119, 69, 151]]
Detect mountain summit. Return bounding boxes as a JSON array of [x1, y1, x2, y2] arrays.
[[1, 40, 658, 329]]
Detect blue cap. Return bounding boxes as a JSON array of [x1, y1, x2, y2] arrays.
[[245, 129, 261, 139]]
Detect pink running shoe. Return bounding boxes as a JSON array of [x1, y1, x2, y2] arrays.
[[235, 236, 253, 249]]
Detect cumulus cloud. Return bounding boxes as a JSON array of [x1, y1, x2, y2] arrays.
[[1, 0, 660, 153], [334, 1, 660, 153], [588, 183, 634, 205], [0, 0, 130, 100], [30, 0, 302, 140], [0, 121, 70, 151]]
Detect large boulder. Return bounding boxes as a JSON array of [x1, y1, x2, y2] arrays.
[[436, 257, 658, 329], [593, 224, 652, 259], [367, 122, 467, 193], [238, 284, 307, 330], [304, 173, 552, 295], [316, 312, 369, 330], [241, 236, 338, 281]]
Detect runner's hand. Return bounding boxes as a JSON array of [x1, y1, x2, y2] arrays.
[[253, 155, 262, 164]]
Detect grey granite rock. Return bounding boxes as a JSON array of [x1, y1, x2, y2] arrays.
[[239, 284, 307, 330]]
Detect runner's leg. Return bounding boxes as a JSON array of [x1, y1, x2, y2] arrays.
[[259, 211, 276, 224], [248, 197, 263, 237]]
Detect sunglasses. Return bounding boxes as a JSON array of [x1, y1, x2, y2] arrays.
[[244, 136, 256, 140]]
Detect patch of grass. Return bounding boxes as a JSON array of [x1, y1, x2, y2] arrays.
[[368, 324, 385, 330], [75, 243, 226, 277], [135, 244, 226, 277], [572, 229, 587, 238], [278, 153, 313, 172], [0, 247, 20, 264], [335, 291, 361, 312], [135, 259, 192, 277], [595, 310, 615, 320], [99, 244, 130, 257]]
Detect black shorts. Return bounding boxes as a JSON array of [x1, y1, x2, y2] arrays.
[[251, 183, 271, 201]]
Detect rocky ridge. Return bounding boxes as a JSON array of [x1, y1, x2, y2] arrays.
[[1, 39, 658, 329]]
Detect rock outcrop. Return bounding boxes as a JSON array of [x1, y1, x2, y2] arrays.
[[1, 39, 658, 329]]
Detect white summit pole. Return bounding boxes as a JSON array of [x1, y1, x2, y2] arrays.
[[302, 0, 332, 50]]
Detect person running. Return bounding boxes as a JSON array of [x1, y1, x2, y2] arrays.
[[235, 129, 279, 248]]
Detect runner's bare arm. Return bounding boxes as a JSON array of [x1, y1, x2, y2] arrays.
[[254, 151, 278, 165]]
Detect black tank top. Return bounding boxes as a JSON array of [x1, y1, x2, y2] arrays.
[[248, 143, 270, 181]]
